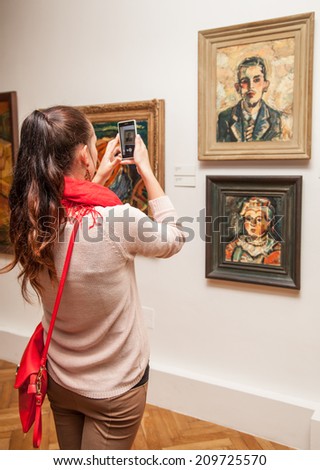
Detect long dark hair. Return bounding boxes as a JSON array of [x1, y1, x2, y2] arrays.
[[1, 105, 92, 301]]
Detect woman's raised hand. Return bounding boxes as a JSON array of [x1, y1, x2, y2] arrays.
[[93, 135, 122, 185]]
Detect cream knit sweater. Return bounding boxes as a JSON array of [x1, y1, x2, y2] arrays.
[[40, 196, 184, 399]]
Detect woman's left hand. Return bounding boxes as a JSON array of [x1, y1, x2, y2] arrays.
[[92, 135, 122, 185]]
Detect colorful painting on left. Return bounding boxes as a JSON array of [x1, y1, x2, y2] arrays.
[[77, 99, 165, 215], [94, 119, 149, 213], [0, 92, 18, 253]]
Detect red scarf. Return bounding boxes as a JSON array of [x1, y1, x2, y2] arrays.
[[62, 176, 122, 221]]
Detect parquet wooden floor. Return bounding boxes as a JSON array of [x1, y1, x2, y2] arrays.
[[0, 360, 292, 450]]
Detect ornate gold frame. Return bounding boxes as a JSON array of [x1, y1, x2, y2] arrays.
[[78, 99, 165, 188], [198, 12, 314, 160]]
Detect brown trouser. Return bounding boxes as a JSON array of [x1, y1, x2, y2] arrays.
[[47, 376, 148, 450]]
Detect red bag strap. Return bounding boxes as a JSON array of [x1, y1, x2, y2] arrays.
[[40, 219, 80, 366], [33, 397, 43, 448]]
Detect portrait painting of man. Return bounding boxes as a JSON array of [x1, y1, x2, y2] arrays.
[[216, 39, 295, 143], [217, 57, 282, 142], [199, 13, 313, 160]]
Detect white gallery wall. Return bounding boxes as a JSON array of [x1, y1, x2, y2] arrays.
[[1, 0, 320, 449]]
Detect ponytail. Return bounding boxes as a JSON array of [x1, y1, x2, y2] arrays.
[[1, 106, 92, 301]]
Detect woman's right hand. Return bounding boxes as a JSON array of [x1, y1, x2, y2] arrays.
[[121, 135, 152, 178], [121, 134, 164, 200]]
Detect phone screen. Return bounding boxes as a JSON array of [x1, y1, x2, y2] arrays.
[[118, 120, 137, 159]]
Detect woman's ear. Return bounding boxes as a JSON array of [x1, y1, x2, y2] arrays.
[[78, 145, 90, 167]]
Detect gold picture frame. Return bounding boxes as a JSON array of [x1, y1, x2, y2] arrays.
[[198, 12, 314, 161], [77, 99, 165, 213], [0, 91, 18, 254]]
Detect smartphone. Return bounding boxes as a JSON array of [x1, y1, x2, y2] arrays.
[[117, 120, 137, 159]]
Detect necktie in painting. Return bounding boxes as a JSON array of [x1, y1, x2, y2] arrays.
[[246, 118, 255, 141]]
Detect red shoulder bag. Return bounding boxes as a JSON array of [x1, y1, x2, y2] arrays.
[[14, 221, 79, 448]]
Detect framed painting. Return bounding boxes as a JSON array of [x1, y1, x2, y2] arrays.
[[205, 175, 302, 289], [0, 91, 18, 254], [198, 12, 314, 160], [77, 99, 165, 214]]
